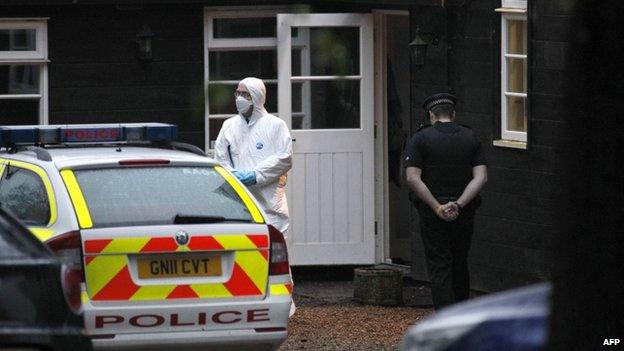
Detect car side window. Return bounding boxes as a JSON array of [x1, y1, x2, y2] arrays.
[[0, 166, 51, 227]]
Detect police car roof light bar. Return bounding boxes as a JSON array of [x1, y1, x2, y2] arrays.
[[0, 123, 178, 147]]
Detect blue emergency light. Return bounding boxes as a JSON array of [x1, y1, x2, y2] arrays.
[[0, 123, 178, 147]]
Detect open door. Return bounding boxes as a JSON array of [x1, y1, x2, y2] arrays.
[[277, 14, 375, 265]]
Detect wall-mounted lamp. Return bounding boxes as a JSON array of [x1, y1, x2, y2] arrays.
[[409, 26, 439, 67], [136, 24, 154, 62]]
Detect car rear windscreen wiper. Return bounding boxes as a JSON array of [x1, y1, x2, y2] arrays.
[[173, 214, 252, 224]]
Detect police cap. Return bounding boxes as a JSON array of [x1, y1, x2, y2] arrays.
[[423, 93, 457, 111]]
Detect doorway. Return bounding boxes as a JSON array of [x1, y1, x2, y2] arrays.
[[379, 12, 412, 265], [204, 8, 406, 266]]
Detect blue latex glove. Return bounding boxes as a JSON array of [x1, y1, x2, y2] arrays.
[[232, 170, 257, 186]]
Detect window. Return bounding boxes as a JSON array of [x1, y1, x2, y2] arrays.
[[0, 19, 48, 125], [204, 9, 309, 149], [73, 167, 253, 228], [0, 166, 51, 226], [205, 11, 279, 149], [496, 1, 527, 146]]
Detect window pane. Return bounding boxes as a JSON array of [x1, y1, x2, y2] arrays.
[[291, 82, 304, 113], [208, 118, 226, 149], [506, 58, 526, 93], [507, 20, 527, 55], [74, 167, 253, 228], [294, 27, 359, 76], [0, 65, 40, 94], [507, 96, 526, 132], [209, 50, 276, 81], [292, 80, 360, 130], [0, 29, 36, 51], [0, 100, 39, 124], [208, 83, 277, 115], [213, 17, 276, 38], [264, 83, 277, 113], [208, 83, 236, 115], [209, 50, 301, 81], [0, 168, 50, 226]]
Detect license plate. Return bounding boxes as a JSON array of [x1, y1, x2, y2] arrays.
[[137, 254, 222, 279]]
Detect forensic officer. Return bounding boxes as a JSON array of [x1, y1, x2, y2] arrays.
[[214, 78, 296, 317], [214, 77, 293, 237], [404, 93, 488, 310]]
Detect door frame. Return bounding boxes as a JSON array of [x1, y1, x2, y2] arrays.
[[372, 10, 410, 264]]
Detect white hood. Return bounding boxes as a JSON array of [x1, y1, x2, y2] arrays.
[[239, 77, 268, 126]]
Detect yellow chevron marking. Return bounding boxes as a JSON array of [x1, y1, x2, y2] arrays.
[[60, 169, 92, 229], [191, 283, 233, 298], [270, 284, 291, 296], [214, 166, 264, 223], [85, 255, 127, 297], [213, 234, 257, 250], [2, 159, 58, 226], [100, 237, 150, 254], [130, 285, 176, 300], [29, 227, 54, 241], [235, 251, 268, 294]]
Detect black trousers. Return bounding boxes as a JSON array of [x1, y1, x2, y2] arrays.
[[418, 206, 475, 310]]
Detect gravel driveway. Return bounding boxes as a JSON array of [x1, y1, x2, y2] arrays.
[[279, 280, 433, 351]]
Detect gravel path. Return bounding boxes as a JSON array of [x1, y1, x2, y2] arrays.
[[279, 294, 432, 351]]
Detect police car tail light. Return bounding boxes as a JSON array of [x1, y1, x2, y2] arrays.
[[61, 265, 83, 313], [268, 225, 289, 275], [45, 231, 84, 279], [44, 231, 84, 314]]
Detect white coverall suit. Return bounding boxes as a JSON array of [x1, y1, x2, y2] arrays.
[[214, 77, 293, 236]]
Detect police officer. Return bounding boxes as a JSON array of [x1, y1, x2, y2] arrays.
[[404, 93, 488, 310]]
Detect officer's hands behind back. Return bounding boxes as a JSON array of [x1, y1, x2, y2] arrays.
[[436, 202, 459, 222]]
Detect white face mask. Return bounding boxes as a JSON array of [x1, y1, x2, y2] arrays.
[[235, 96, 253, 114]]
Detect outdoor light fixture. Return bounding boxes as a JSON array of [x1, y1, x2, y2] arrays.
[[409, 26, 439, 67], [136, 24, 154, 62]]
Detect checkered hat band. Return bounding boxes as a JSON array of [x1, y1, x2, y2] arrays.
[[426, 98, 454, 110]]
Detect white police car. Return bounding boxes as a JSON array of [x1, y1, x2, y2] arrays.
[[0, 123, 292, 351]]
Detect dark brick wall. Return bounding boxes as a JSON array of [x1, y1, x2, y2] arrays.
[[410, 0, 574, 292], [3, 5, 206, 147]]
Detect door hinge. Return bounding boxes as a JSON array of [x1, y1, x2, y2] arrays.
[[374, 221, 378, 235], [374, 124, 377, 139]]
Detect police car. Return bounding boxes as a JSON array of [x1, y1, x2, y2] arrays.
[[0, 123, 292, 351]]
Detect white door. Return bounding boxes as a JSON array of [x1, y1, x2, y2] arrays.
[[277, 14, 375, 265]]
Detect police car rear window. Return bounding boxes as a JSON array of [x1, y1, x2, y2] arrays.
[[73, 167, 253, 228]]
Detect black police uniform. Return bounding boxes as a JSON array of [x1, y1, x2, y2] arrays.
[[404, 95, 487, 310]]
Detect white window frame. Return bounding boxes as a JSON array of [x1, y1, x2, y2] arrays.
[[500, 12, 527, 143], [502, 0, 527, 9], [203, 7, 309, 150], [0, 18, 49, 124]]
